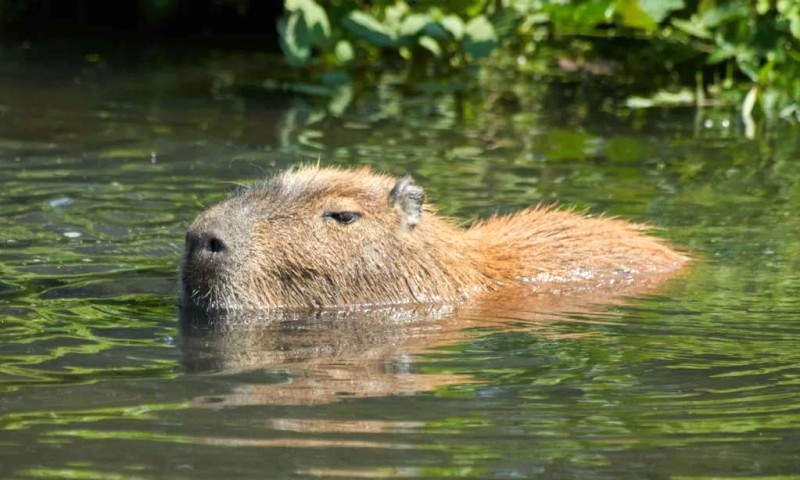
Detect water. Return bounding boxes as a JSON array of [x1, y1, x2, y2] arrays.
[[2, 44, 800, 479]]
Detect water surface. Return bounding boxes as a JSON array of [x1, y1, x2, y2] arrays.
[[1, 44, 799, 479]]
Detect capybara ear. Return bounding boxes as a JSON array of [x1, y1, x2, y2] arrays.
[[389, 176, 425, 230]]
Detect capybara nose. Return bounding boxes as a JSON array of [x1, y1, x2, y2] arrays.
[[185, 230, 228, 257]]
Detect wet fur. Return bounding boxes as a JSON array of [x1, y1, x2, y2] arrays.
[[181, 166, 688, 309]]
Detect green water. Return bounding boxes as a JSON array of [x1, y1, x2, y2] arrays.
[[1, 45, 800, 479]]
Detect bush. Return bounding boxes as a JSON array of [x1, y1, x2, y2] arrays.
[[277, 0, 800, 121]]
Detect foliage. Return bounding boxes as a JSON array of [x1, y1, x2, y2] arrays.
[[277, 0, 800, 121], [670, 0, 800, 121]]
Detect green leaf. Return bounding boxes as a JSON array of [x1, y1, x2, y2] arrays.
[[441, 14, 465, 40], [637, 0, 684, 23], [334, 40, 354, 64], [278, 12, 311, 67], [779, 103, 799, 119], [343, 10, 397, 48], [615, 0, 657, 30], [761, 88, 781, 119], [463, 0, 489, 17], [698, 2, 748, 29], [707, 44, 737, 64], [736, 54, 760, 81], [462, 15, 498, 58], [490, 5, 522, 41], [285, 0, 331, 46], [555, 0, 613, 30], [671, 18, 712, 39], [784, 3, 800, 40], [511, 0, 540, 15], [418, 36, 442, 57], [385, 1, 410, 28], [422, 21, 450, 40], [400, 13, 431, 37]]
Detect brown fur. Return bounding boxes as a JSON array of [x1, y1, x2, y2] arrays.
[[180, 166, 688, 310]]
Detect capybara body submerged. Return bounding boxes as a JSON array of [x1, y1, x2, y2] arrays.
[[181, 166, 687, 310]]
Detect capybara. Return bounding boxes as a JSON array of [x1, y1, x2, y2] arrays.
[[180, 166, 687, 310]]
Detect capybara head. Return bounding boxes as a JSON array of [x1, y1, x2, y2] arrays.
[[180, 166, 476, 310]]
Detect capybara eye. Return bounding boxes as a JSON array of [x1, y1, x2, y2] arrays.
[[323, 211, 361, 225]]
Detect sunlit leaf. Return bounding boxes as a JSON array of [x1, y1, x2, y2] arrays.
[[462, 15, 499, 58], [699, 1, 748, 28], [615, 0, 657, 30], [783, 2, 800, 40], [736, 54, 760, 81], [441, 15, 465, 40], [285, 0, 331, 46], [779, 102, 799, 119], [419, 36, 442, 57], [449, 0, 489, 17], [672, 18, 712, 39], [549, 0, 613, 31], [400, 14, 431, 37], [511, 0, 540, 15], [637, 0, 684, 23], [707, 44, 737, 63], [334, 40, 354, 64], [385, 1, 410, 28], [343, 10, 397, 48]]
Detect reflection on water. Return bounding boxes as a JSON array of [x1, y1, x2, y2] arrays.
[[178, 283, 645, 407], [180, 305, 473, 406], [1, 44, 800, 479]]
